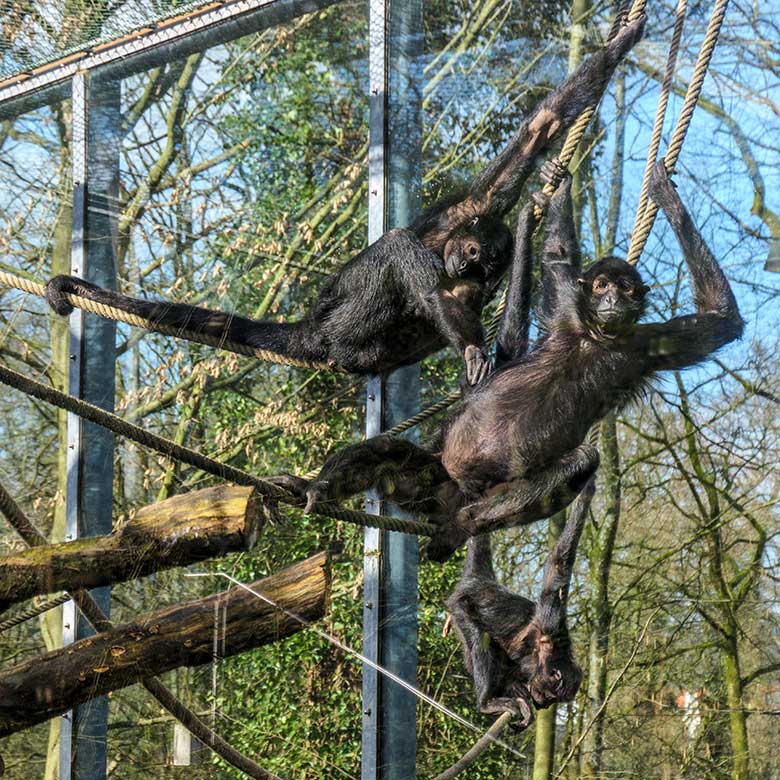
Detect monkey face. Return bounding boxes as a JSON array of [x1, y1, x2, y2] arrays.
[[443, 217, 514, 282], [579, 256, 649, 330], [527, 649, 583, 708], [512, 630, 583, 708]]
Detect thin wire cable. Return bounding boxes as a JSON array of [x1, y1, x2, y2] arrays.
[[186, 571, 524, 759]]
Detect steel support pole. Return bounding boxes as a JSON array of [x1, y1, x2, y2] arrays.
[[60, 71, 119, 780], [363, 1, 422, 778]]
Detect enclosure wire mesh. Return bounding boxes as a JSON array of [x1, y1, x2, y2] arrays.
[[0, 0, 217, 81]]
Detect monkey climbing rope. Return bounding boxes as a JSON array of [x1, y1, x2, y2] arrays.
[[0, 0, 728, 530]]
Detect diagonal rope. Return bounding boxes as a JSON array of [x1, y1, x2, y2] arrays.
[[626, 0, 729, 264], [0, 270, 336, 371], [0, 363, 436, 537]]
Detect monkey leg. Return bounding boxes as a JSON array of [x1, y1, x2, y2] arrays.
[[446, 597, 533, 726], [305, 436, 450, 514], [427, 444, 599, 562]]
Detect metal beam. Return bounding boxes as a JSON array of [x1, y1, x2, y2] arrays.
[[363, 0, 422, 777], [59, 71, 120, 780], [0, 0, 340, 119]]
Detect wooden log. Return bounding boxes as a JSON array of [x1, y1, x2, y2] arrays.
[[0, 551, 330, 737], [0, 485, 271, 611]]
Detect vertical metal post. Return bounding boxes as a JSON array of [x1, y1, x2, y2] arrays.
[[362, 0, 387, 771], [60, 70, 119, 780], [363, 0, 423, 778]]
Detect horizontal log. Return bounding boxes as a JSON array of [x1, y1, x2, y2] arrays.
[[0, 551, 330, 737], [0, 485, 271, 611]]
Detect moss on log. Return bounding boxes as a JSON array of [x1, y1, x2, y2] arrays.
[[0, 485, 271, 611], [0, 551, 330, 737]]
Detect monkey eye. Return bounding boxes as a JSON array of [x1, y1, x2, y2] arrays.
[[594, 277, 608, 291], [619, 278, 634, 293]]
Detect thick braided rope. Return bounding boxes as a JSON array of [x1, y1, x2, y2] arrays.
[[0, 270, 336, 371], [533, 0, 648, 219], [625, 0, 729, 264], [0, 592, 71, 633], [0, 364, 436, 536], [0, 480, 278, 780], [628, 0, 688, 246]]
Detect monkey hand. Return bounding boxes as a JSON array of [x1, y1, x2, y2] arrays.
[[46, 275, 80, 315], [302, 480, 331, 515], [539, 158, 569, 188], [464, 345, 491, 385], [611, 13, 646, 60], [647, 158, 680, 211]]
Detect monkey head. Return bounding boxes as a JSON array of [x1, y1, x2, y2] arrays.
[[578, 256, 649, 333], [508, 620, 583, 709], [442, 216, 514, 284]]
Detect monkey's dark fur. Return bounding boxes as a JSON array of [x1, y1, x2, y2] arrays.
[[46, 17, 645, 383], [446, 478, 593, 722], [304, 160, 744, 561]]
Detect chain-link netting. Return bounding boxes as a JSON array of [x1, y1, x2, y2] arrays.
[[0, 0, 215, 81]]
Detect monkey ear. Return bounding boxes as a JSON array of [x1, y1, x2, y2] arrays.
[[577, 278, 588, 286], [639, 283, 651, 297]]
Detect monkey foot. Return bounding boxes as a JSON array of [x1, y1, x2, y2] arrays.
[[264, 473, 310, 500], [481, 695, 534, 731], [425, 522, 471, 563]]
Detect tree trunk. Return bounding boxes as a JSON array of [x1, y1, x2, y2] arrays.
[[0, 486, 270, 611], [581, 413, 621, 779], [722, 638, 750, 780], [0, 551, 330, 737], [533, 707, 557, 780]]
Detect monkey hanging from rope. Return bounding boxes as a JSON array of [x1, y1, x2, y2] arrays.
[[300, 159, 744, 560], [46, 17, 646, 384], [444, 478, 593, 724]]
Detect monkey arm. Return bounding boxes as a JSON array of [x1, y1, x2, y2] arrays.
[[496, 202, 536, 367], [537, 171, 584, 334], [450, 16, 646, 225], [534, 477, 595, 636], [304, 436, 449, 514], [426, 445, 599, 562], [637, 161, 745, 370], [423, 287, 490, 385]]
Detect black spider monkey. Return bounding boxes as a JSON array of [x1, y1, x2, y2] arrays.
[[301, 159, 744, 560], [445, 478, 593, 724], [46, 17, 645, 384]]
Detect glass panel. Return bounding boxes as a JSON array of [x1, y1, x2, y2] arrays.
[[90, 4, 370, 777], [0, 96, 72, 775]]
